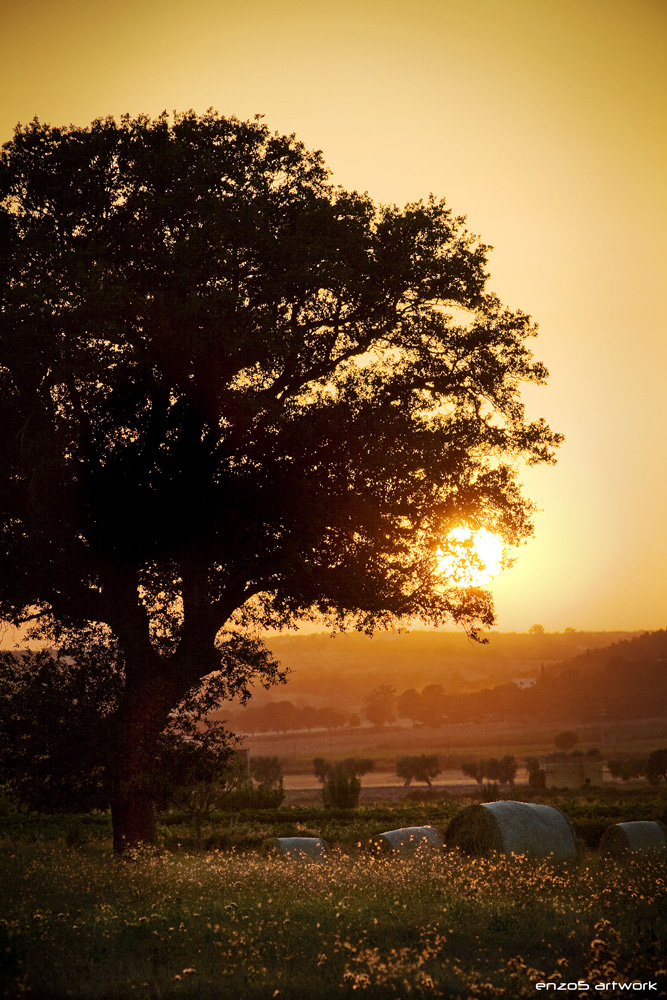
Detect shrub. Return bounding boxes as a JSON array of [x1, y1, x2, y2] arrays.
[[224, 780, 285, 810], [607, 758, 647, 782], [249, 756, 283, 788], [647, 748, 667, 786], [322, 771, 361, 809], [528, 768, 546, 790], [461, 756, 516, 786], [313, 758, 374, 810]]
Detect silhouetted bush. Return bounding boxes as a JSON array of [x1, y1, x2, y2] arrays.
[[313, 758, 375, 809]]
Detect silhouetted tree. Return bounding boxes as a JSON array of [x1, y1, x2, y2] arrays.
[[461, 760, 485, 786], [606, 757, 646, 782], [249, 755, 282, 788], [496, 754, 518, 785], [364, 685, 398, 727], [0, 111, 560, 849], [317, 706, 346, 730], [554, 730, 578, 752], [265, 701, 300, 733], [0, 637, 240, 830], [0, 643, 119, 812], [460, 756, 515, 787], [397, 688, 422, 726], [396, 754, 440, 787], [647, 749, 667, 786]]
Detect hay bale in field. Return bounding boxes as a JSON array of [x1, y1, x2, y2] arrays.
[[264, 836, 329, 861], [445, 800, 576, 861], [599, 821, 667, 857], [372, 826, 444, 854]]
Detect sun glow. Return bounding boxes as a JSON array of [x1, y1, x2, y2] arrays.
[[436, 526, 504, 587]]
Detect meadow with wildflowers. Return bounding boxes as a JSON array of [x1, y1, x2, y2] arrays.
[[1, 796, 666, 998]]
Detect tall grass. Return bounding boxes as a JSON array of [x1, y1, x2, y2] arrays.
[[1, 839, 666, 998]]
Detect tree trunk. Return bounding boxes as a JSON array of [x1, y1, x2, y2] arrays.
[[111, 791, 157, 853], [105, 564, 221, 852], [111, 670, 177, 853]]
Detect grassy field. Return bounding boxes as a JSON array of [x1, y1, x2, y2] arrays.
[[1, 789, 667, 999], [244, 717, 667, 774]]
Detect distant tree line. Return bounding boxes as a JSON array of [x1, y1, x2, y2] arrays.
[[226, 633, 667, 738], [607, 749, 667, 785], [226, 701, 359, 735], [460, 755, 518, 786]]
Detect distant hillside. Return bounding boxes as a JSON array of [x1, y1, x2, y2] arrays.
[[547, 629, 667, 678], [441, 628, 667, 724], [243, 629, 644, 711]]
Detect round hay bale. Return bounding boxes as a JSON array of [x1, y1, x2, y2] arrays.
[[446, 800, 576, 861], [372, 826, 444, 854], [599, 821, 667, 858], [264, 836, 329, 861]]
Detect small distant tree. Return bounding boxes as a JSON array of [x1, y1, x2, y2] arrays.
[[317, 707, 347, 731], [529, 767, 546, 789], [249, 755, 282, 788], [554, 730, 578, 752], [496, 754, 518, 786], [461, 760, 485, 786], [396, 754, 441, 787], [525, 756, 546, 788], [299, 706, 320, 731], [346, 712, 362, 728], [607, 758, 647, 782], [397, 688, 422, 726], [313, 757, 375, 809], [265, 701, 301, 734], [606, 758, 623, 780], [363, 686, 397, 727], [647, 749, 667, 786], [528, 624, 546, 634], [460, 756, 515, 787], [483, 757, 501, 782]]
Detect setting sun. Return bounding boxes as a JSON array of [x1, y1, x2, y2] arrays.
[[436, 526, 503, 587]]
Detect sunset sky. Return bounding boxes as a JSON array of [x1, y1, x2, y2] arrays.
[[2, 0, 665, 633]]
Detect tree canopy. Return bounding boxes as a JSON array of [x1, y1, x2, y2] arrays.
[[0, 110, 561, 846]]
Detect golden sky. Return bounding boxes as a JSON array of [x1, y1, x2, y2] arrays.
[[2, 0, 666, 632]]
